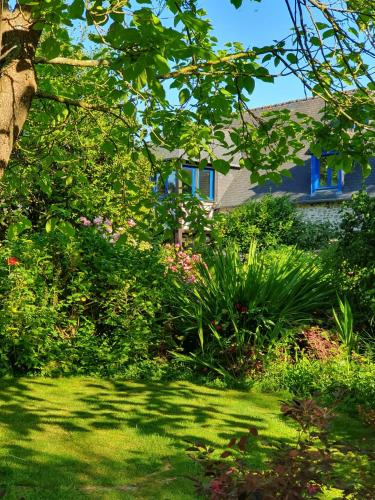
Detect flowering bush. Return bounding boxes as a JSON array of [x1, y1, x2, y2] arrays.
[[0, 229, 171, 376], [170, 242, 334, 380], [162, 243, 201, 284]]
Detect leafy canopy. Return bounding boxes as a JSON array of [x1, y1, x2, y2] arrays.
[[12, 0, 375, 182]]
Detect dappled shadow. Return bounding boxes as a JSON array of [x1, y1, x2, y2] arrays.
[[5, 378, 369, 498]]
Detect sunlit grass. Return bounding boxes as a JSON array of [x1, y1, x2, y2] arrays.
[[0, 378, 372, 499]]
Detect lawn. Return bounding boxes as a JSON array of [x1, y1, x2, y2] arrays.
[[0, 378, 373, 499]]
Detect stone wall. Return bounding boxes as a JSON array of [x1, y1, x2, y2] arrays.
[[297, 202, 345, 226]]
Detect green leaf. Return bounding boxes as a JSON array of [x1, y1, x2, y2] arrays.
[[322, 29, 336, 40], [69, 0, 84, 18], [212, 159, 230, 174], [6, 217, 32, 241], [230, 0, 243, 8], [58, 221, 75, 238], [178, 88, 190, 105], [45, 218, 57, 233], [123, 101, 136, 117], [154, 54, 170, 74], [286, 53, 298, 64]]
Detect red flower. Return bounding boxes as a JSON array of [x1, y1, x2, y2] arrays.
[[235, 303, 248, 313], [210, 479, 222, 494], [306, 483, 321, 495], [6, 257, 19, 266]]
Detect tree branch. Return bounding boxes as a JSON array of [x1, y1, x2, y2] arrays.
[[34, 48, 281, 80], [35, 90, 114, 112], [35, 91, 136, 129], [34, 56, 111, 68]]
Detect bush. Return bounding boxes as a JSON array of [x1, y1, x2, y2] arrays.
[[189, 398, 375, 499], [212, 195, 333, 252], [258, 352, 375, 410], [170, 242, 334, 379], [322, 190, 375, 331], [0, 228, 171, 376]]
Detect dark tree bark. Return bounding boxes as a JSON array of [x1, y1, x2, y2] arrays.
[[0, 3, 41, 176]]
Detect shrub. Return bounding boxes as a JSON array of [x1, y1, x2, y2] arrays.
[[212, 195, 333, 252], [258, 351, 375, 409], [322, 190, 375, 331], [0, 228, 171, 376], [170, 242, 334, 379], [188, 399, 375, 499]]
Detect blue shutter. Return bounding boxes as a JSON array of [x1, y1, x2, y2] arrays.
[[337, 169, 343, 194], [311, 156, 320, 194], [209, 169, 215, 201]]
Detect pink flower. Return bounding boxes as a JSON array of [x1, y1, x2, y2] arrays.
[[127, 219, 136, 228], [170, 265, 178, 272], [93, 216, 103, 225], [166, 256, 174, 263], [192, 254, 200, 263], [187, 275, 196, 283], [111, 232, 120, 242], [175, 243, 181, 248], [79, 216, 92, 226]]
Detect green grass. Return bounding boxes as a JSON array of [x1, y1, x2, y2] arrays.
[[0, 378, 373, 499]]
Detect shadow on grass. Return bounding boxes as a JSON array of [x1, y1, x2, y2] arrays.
[[4, 378, 363, 499]]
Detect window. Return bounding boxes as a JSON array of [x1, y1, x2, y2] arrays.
[[154, 165, 215, 201], [311, 152, 343, 195], [182, 165, 215, 201]]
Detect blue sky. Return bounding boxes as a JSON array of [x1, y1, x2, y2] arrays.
[[203, 0, 311, 107]]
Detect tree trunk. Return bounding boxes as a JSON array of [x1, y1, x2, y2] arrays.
[[0, 4, 41, 177]]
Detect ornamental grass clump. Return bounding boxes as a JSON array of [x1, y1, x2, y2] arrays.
[[171, 242, 334, 378]]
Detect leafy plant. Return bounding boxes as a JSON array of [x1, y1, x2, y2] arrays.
[[323, 191, 375, 332], [212, 195, 333, 253], [0, 229, 171, 376], [258, 350, 375, 409], [171, 242, 333, 379], [188, 399, 375, 499], [333, 297, 358, 355]]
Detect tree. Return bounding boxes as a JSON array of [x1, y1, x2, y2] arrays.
[[0, 0, 374, 183]]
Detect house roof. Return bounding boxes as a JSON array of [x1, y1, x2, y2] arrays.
[[155, 94, 374, 207], [218, 95, 375, 208]]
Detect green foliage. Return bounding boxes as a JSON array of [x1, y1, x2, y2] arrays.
[[333, 297, 358, 355], [322, 191, 375, 331], [171, 242, 334, 379], [4, 0, 373, 185], [0, 230, 170, 376], [258, 352, 375, 410], [189, 398, 375, 499], [212, 195, 333, 252]]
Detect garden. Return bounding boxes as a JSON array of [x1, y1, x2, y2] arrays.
[[1, 0, 375, 498], [1, 158, 374, 497]]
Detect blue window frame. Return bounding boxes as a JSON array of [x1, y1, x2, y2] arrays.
[[182, 165, 215, 201], [311, 152, 343, 195], [154, 165, 215, 201]]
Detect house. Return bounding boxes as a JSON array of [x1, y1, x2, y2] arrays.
[[157, 95, 375, 227]]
